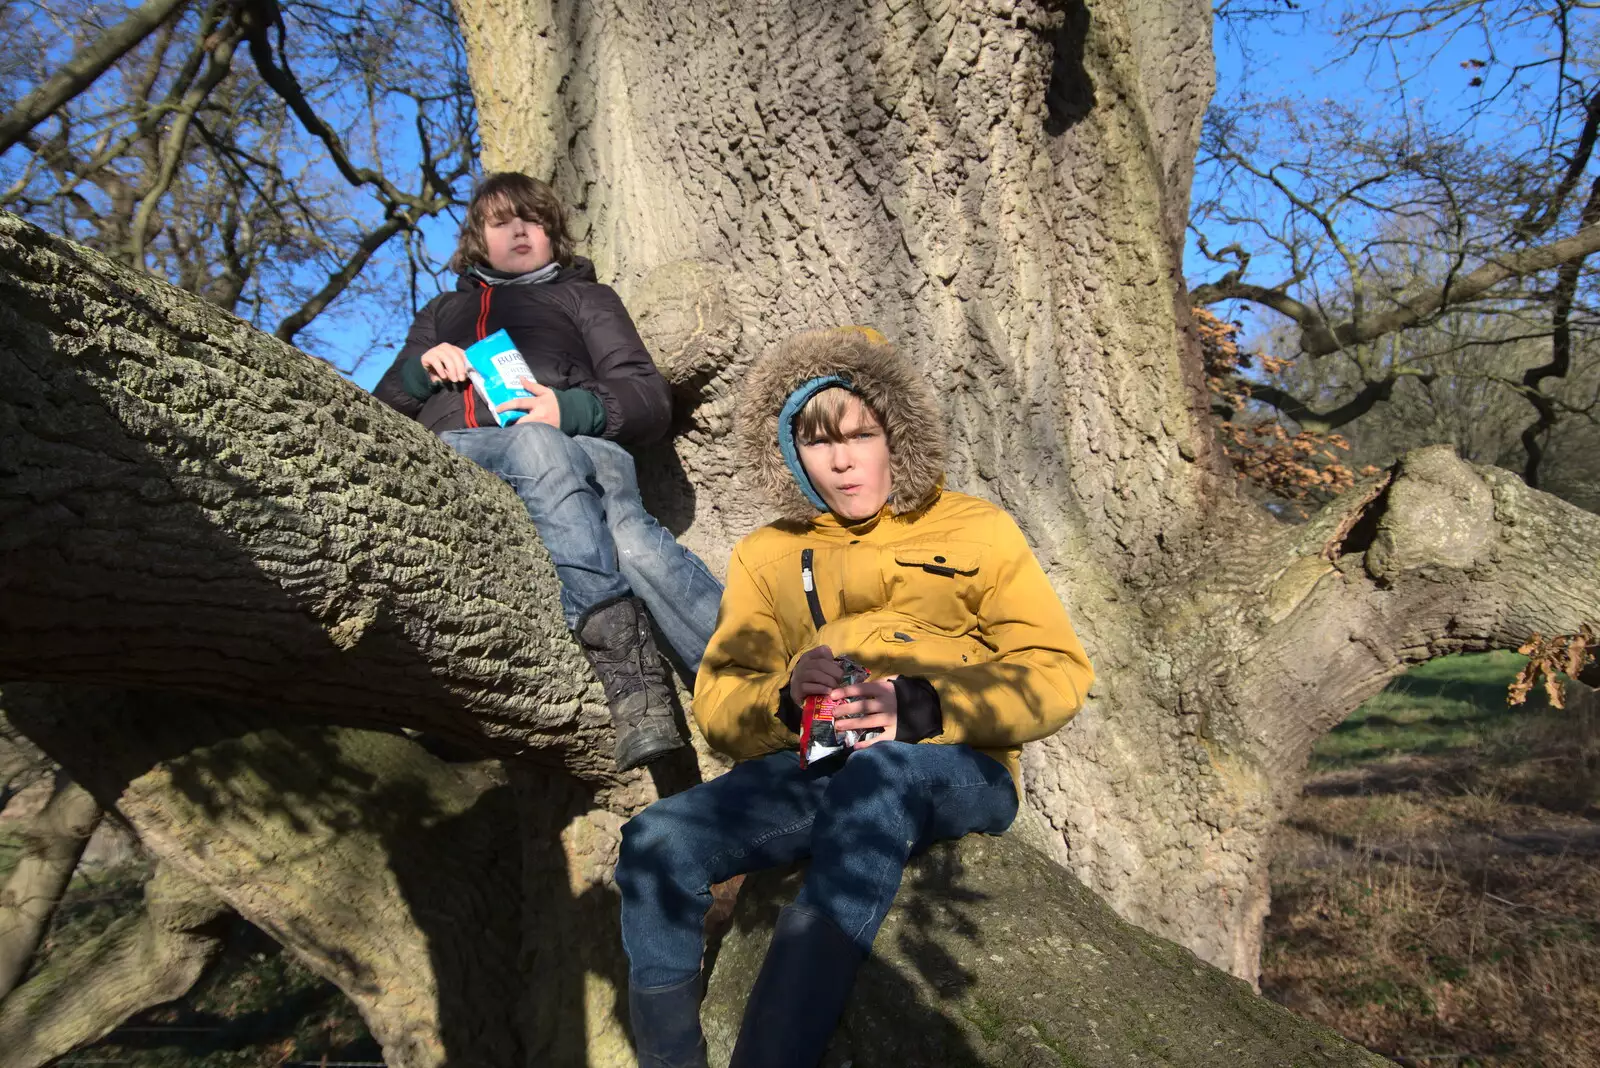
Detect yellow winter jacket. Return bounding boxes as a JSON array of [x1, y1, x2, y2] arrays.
[[693, 489, 1094, 791]]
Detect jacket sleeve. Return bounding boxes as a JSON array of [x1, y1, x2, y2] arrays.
[[573, 284, 673, 446], [918, 513, 1094, 750], [692, 543, 801, 760], [373, 297, 444, 419]]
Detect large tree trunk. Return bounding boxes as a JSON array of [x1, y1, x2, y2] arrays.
[[452, 0, 1600, 983], [3, 688, 1388, 1068], [3, 171, 1594, 1065], [706, 828, 1391, 1067]]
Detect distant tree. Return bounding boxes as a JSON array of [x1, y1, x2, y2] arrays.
[[1192, 0, 1600, 487], [0, 0, 477, 370]]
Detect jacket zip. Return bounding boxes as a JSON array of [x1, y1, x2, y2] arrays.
[[801, 549, 827, 629]]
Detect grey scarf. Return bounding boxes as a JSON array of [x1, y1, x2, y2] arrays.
[[469, 261, 561, 287]]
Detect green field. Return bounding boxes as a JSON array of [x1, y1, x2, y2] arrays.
[[1311, 651, 1550, 770]]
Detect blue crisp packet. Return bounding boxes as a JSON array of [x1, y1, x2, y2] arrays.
[[463, 329, 537, 426]]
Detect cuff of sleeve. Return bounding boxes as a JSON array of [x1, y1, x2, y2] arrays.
[[777, 687, 803, 735], [399, 354, 438, 401], [555, 388, 608, 436], [893, 676, 943, 744]]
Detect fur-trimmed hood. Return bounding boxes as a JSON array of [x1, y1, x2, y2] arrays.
[[736, 327, 946, 523]]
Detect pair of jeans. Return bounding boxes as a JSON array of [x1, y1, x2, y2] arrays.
[[616, 742, 1018, 988], [440, 421, 724, 672]]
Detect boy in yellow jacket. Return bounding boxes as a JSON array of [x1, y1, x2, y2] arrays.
[[616, 327, 1094, 1068]]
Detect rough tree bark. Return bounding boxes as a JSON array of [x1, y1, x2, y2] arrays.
[[2, 0, 1599, 1065], [1, 211, 1399, 1067], [705, 829, 1392, 1068]]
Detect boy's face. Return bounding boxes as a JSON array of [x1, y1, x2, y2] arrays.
[[482, 204, 554, 274], [798, 396, 892, 522]]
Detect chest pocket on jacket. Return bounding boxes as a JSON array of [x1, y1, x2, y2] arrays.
[[884, 542, 984, 635]]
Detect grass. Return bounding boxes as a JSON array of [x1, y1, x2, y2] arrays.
[[1264, 652, 1600, 1068], [1309, 652, 1549, 771]]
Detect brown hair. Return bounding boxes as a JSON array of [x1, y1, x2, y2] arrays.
[[448, 172, 575, 272], [794, 386, 886, 445]]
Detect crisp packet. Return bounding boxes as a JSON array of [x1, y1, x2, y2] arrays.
[[463, 329, 537, 426], [799, 656, 883, 767]]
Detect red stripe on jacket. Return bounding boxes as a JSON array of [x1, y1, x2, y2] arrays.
[[464, 285, 494, 427]]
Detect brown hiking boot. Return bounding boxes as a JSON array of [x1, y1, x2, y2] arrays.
[[577, 596, 687, 771]]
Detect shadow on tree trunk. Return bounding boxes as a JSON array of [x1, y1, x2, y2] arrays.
[[1044, 0, 1095, 136]]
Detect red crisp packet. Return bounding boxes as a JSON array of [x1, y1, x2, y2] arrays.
[[798, 656, 874, 767]]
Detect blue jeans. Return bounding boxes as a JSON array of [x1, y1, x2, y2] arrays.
[[440, 422, 724, 671], [616, 742, 1018, 988]]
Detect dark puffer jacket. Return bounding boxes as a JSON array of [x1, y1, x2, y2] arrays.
[[373, 257, 672, 445]]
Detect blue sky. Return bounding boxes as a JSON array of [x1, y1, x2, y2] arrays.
[[1189, 2, 1569, 337], [341, 212, 459, 392]]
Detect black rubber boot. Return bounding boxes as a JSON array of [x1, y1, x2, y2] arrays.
[[630, 972, 709, 1068], [576, 595, 686, 771], [728, 905, 867, 1068]]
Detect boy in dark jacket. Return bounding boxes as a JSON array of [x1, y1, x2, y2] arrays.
[[615, 327, 1094, 1067], [374, 172, 722, 771]]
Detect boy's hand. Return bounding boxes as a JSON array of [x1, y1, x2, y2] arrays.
[[495, 379, 561, 427], [834, 676, 899, 747], [788, 646, 842, 707], [420, 343, 469, 383]]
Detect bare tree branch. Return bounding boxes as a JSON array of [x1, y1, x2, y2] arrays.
[[127, 18, 246, 267], [0, 0, 189, 154], [1521, 167, 1600, 484], [1200, 222, 1600, 357], [1247, 376, 1402, 434], [0, 862, 227, 1068], [1191, 279, 1341, 352], [275, 210, 410, 344], [1516, 81, 1600, 242], [241, 1, 421, 211]]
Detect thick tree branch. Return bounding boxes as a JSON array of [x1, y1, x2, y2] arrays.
[[0, 863, 227, 1068], [275, 211, 411, 344], [0, 211, 618, 775], [0, 771, 100, 999], [240, 3, 421, 211], [1243, 377, 1400, 434], [1319, 222, 1600, 356], [1190, 279, 1341, 353], [0, 722, 47, 817], [0, 0, 190, 155], [4, 689, 526, 1068], [1202, 447, 1600, 792], [1520, 170, 1600, 485]]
